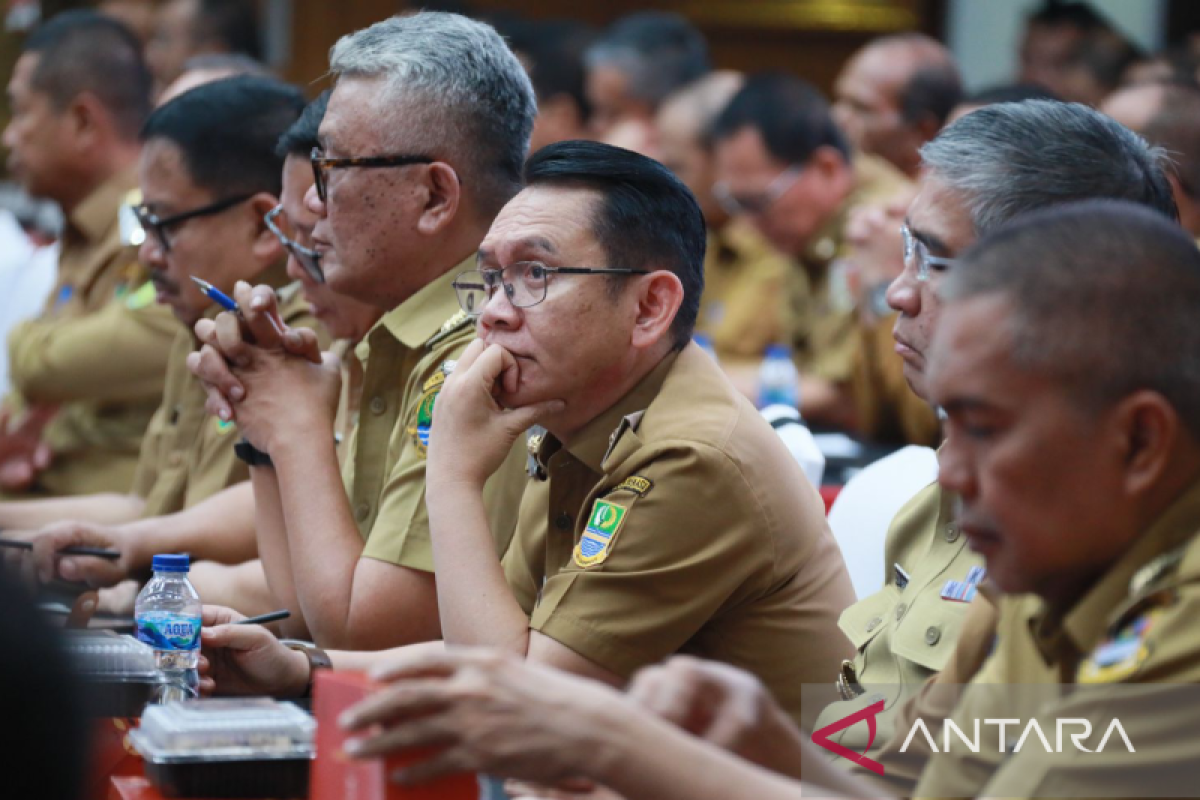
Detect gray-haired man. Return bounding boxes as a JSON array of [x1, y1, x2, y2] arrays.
[[809, 99, 1179, 761], [187, 12, 533, 651]]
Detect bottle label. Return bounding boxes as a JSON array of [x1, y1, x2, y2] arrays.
[[136, 613, 201, 651]]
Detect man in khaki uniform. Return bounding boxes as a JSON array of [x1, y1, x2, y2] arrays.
[[1, 77, 315, 575], [187, 13, 533, 651], [710, 73, 908, 425], [1, 12, 177, 497], [813, 99, 1180, 759], [655, 72, 789, 364]]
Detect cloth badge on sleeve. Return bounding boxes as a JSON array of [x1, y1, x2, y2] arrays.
[[406, 368, 447, 457], [941, 565, 986, 603], [573, 498, 629, 568], [1078, 608, 1163, 684], [610, 475, 653, 497]]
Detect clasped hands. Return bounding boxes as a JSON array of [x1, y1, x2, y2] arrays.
[[186, 282, 340, 453]]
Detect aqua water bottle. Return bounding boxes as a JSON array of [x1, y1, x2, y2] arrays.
[[134, 554, 202, 701], [757, 344, 799, 409]]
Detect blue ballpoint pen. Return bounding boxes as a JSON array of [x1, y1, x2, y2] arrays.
[[190, 275, 287, 336]]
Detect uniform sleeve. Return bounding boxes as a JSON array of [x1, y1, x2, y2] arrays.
[[7, 289, 177, 405], [529, 446, 774, 677]]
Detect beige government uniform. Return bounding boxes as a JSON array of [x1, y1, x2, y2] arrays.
[[501, 343, 856, 728], [907, 477, 1200, 798], [5, 171, 177, 496], [813, 480, 985, 759], [851, 312, 941, 446], [788, 155, 909, 385], [341, 265, 526, 571], [132, 275, 324, 519], [694, 219, 790, 361]]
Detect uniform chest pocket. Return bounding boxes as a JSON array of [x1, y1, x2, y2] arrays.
[[890, 593, 972, 673], [838, 585, 902, 651]]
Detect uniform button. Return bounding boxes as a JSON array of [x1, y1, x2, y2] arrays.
[[925, 626, 942, 646], [945, 524, 960, 543], [895, 602, 908, 621], [369, 396, 386, 415], [555, 512, 572, 530], [355, 503, 370, 522], [865, 616, 882, 633]]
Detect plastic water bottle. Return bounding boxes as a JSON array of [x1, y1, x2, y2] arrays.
[[135, 554, 202, 702], [757, 344, 799, 409]]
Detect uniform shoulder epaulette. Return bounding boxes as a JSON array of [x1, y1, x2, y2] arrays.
[[426, 309, 472, 348]]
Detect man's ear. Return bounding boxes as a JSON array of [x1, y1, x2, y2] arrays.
[[416, 162, 462, 235], [630, 269, 684, 351], [248, 193, 284, 263], [1113, 390, 1179, 497], [67, 92, 107, 150], [807, 145, 849, 182]]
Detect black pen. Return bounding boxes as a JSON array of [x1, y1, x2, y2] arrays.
[[233, 609, 292, 626], [0, 538, 121, 560]]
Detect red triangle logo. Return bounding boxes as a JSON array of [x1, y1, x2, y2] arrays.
[[811, 699, 886, 776]]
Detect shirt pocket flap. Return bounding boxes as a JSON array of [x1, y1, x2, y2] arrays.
[[838, 585, 901, 651]]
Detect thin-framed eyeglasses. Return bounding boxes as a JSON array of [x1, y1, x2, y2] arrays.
[[133, 194, 253, 253], [264, 204, 324, 284], [901, 223, 959, 282], [452, 261, 650, 316], [310, 146, 436, 203], [713, 164, 804, 216]]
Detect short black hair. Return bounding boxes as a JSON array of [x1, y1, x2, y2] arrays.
[[275, 90, 329, 159], [900, 63, 964, 128], [947, 200, 1200, 437], [503, 18, 596, 124], [1027, 0, 1109, 31], [524, 140, 706, 350], [711, 72, 850, 164], [195, 0, 262, 60], [23, 10, 152, 140], [142, 75, 304, 198], [964, 82, 1062, 106], [586, 12, 710, 108]]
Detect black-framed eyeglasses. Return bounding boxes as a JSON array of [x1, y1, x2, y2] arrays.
[[264, 204, 324, 284], [133, 194, 253, 253], [452, 261, 650, 316], [901, 223, 959, 282], [310, 146, 436, 203]]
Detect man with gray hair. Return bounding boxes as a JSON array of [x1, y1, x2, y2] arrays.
[[186, 11, 533, 650], [803, 98, 1177, 764], [585, 11, 710, 151]]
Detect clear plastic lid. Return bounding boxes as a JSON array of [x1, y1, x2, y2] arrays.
[[63, 630, 158, 679], [135, 699, 315, 759]]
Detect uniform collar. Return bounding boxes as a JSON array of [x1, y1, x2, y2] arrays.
[[1029, 475, 1200, 661], [377, 258, 470, 349], [545, 350, 680, 475], [66, 167, 137, 244]]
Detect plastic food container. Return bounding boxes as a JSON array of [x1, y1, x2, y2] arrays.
[[129, 698, 315, 798], [63, 629, 161, 717]]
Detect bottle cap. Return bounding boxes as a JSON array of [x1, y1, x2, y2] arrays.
[[765, 344, 790, 359], [151, 553, 190, 573]]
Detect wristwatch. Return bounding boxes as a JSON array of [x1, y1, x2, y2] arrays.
[[233, 438, 273, 468], [282, 639, 332, 698]]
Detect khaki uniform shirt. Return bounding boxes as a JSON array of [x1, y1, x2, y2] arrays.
[[342, 265, 526, 571], [851, 313, 941, 446], [501, 343, 856, 728], [814, 481, 984, 758], [912, 478, 1200, 798], [6, 171, 176, 496], [789, 155, 910, 384], [131, 277, 323, 519], [694, 219, 789, 361]]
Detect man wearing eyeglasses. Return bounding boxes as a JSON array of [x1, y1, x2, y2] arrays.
[[709, 72, 909, 428], [0, 12, 177, 499], [806, 100, 1180, 772], [0, 77, 330, 600], [186, 13, 533, 651]]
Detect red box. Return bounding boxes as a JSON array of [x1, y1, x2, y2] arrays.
[[311, 670, 479, 800]]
